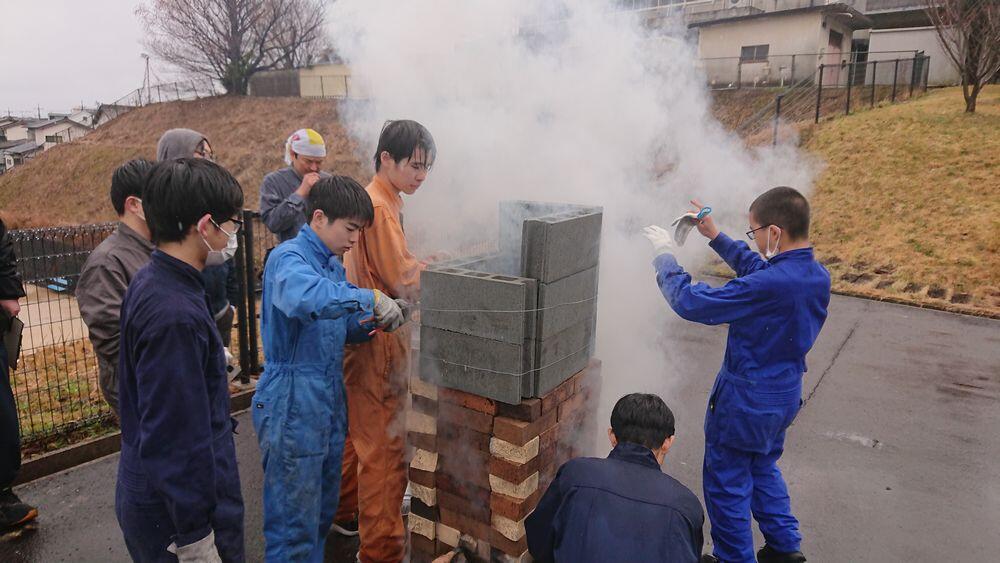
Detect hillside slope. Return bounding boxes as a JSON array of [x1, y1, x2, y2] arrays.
[[0, 96, 368, 227]]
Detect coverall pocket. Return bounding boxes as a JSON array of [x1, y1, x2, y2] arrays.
[[716, 385, 799, 454], [282, 376, 334, 458]]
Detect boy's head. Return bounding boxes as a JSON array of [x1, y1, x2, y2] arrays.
[[374, 119, 435, 195], [142, 158, 244, 255], [110, 158, 154, 218], [609, 393, 676, 465], [748, 186, 810, 257], [307, 175, 375, 257]]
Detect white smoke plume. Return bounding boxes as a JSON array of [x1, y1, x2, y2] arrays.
[[328, 0, 814, 455]]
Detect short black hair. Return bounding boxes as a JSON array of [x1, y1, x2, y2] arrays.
[[373, 120, 436, 172], [611, 393, 675, 450], [307, 175, 374, 226], [142, 158, 244, 245], [749, 186, 811, 240], [110, 159, 154, 215]]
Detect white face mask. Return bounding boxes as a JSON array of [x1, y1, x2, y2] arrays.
[[203, 220, 238, 266], [133, 198, 146, 222], [765, 227, 781, 259]]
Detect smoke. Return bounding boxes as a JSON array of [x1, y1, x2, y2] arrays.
[[328, 0, 814, 455]]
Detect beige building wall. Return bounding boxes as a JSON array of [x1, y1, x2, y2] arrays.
[[869, 27, 959, 86], [298, 63, 365, 99]]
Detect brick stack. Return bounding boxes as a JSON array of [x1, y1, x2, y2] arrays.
[[406, 359, 602, 562]]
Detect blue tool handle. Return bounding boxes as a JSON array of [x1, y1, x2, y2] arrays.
[[696, 206, 712, 220]]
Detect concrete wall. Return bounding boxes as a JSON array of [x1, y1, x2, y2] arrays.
[[869, 26, 960, 86], [298, 63, 355, 98]]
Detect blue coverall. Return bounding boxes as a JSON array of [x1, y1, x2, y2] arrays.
[[526, 442, 705, 563], [654, 233, 830, 563], [116, 250, 244, 562], [253, 224, 375, 562]]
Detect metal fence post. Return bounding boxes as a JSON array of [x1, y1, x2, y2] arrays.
[[321, 76, 326, 98], [175, 82, 181, 100], [243, 215, 261, 376], [845, 61, 854, 115], [235, 210, 253, 384], [773, 94, 784, 146], [892, 59, 900, 102], [909, 55, 918, 98], [790, 54, 796, 82], [192, 81, 199, 99], [815, 64, 824, 124], [157, 85, 162, 103], [736, 60, 742, 90], [871, 60, 878, 108]]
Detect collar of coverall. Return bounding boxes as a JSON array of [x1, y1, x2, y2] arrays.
[[299, 223, 343, 269], [766, 246, 814, 264], [370, 174, 404, 208], [608, 441, 660, 469]]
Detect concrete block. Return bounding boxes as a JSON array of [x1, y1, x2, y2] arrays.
[[491, 513, 528, 542], [490, 436, 540, 465], [409, 513, 436, 540], [536, 266, 598, 340], [489, 472, 540, 499], [424, 356, 524, 405], [533, 319, 596, 397], [420, 267, 536, 344], [420, 325, 532, 403], [521, 209, 603, 283]]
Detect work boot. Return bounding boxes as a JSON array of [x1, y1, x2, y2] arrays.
[[700, 555, 720, 563], [0, 489, 37, 531], [330, 518, 360, 536], [757, 544, 807, 563]]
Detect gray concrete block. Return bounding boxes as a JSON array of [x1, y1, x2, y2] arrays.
[[536, 267, 599, 340], [499, 201, 573, 258], [421, 267, 537, 344], [521, 210, 603, 284], [420, 326, 533, 404], [533, 319, 596, 397]]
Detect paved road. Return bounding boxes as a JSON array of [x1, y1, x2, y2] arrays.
[[2, 293, 998, 562]]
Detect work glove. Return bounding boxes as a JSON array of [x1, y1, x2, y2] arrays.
[[223, 347, 234, 366], [373, 290, 405, 332], [642, 225, 675, 257], [167, 530, 222, 563]]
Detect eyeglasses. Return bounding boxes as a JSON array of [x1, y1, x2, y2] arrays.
[[194, 149, 215, 161], [212, 217, 243, 235], [746, 225, 769, 240]]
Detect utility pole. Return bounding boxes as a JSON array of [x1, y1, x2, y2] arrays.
[[141, 54, 151, 105]]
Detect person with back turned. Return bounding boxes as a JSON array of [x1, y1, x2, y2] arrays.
[[643, 187, 831, 563]]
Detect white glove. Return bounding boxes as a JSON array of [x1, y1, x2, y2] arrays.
[[223, 347, 234, 366], [167, 530, 222, 563], [643, 225, 675, 256], [373, 290, 404, 332]]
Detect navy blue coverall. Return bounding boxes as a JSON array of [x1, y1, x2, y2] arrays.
[[253, 224, 375, 562], [116, 250, 244, 562], [525, 442, 705, 563], [654, 233, 830, 563]]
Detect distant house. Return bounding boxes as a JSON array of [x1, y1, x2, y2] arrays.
[[0, 141, 42, 174], [23, 118, 91, 150], [0, 118, 28, 143]]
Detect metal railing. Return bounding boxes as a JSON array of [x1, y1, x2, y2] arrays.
[[98, 79, 222, 125], [735, 53, 931, 144], [701, 50, 924, 90]]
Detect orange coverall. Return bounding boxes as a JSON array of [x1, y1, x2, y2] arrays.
[[336, 175, 422, 563]]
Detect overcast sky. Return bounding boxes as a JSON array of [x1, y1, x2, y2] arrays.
[[1, 0, 152, 116]]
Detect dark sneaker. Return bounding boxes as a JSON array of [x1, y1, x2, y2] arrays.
[[757, 544, 807, 563], [0, 489, 38, 531], [701, 555, 720, 563], [331, 518, 360, 536]]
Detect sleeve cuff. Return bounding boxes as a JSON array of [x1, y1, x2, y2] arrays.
[[173, 524, 213, 549], [287, 193, 305, 206]]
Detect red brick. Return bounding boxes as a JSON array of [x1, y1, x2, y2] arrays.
[[411, 497, 439, 521], [540, 373, 579, 414], [490, 489, 542, 522], [409, 467, 436, 489], [438, 401, 494, 434], [557, 390, 587, 423], [538, 462, 558, 493], [437, 472, 491, 504], [492, 408, 558, 447], [491, 528, 529, 557], [438, 387, 498, 415], [539, 425, 559, 454], [496, 398, 542, 422], [489, 454, 541, 485], [439, 448, 490, 489], [412, 394, 438, 416], [409, 431, 437, 452], [410, 532, 437, 557], [440, 507, 492, 543], [437, 422, 491, 452], [438, 489, 491, 523]]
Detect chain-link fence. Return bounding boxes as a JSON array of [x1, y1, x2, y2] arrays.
[[98, 79, 222, 124]]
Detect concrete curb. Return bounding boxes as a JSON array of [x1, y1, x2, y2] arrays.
[[15, 389, 256, 486]]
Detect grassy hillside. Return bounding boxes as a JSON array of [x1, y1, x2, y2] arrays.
[[807, 86, 1000, 315], [0, 96, 368, 228]]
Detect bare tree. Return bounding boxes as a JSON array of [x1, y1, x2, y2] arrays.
[[138, 0, 329, 95], [926, 0, 1000, 113]]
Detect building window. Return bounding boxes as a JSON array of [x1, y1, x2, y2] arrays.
[[740, 45, 770, 63], [0, 133, 6, 142], [45, 135, 63, 144]]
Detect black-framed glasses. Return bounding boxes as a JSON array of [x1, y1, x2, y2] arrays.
[[213, 216, 243, 234], [746, 225, 769, 240]]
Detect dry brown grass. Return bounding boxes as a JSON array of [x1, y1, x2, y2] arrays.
[[0, 96, 370, 228], [806, 86, 1000, 315]]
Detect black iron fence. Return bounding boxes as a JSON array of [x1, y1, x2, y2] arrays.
[[735, 54, 931, 144], [7, 214, 273, 446]]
